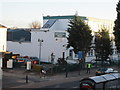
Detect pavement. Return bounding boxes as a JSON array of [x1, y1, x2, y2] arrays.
[[2, 64, 119, 89]]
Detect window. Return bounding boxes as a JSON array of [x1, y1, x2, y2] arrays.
[[54, 32, 66, 38], [115, 49, 117, 54], [3, 45, 4, 51], [95, 83, 103, 89], [74, 54, 78, 58], [88, 49, 94, 56], [43, 19, 57, 28], [105, 80, 119, 88], [80, 80, 95, 89], [69, 49, 73, 59]]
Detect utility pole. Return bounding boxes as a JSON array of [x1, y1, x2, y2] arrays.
[[38, 39, 43, 65]]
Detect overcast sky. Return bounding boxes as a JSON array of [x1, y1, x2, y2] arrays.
[[0, 0, 118, 28]]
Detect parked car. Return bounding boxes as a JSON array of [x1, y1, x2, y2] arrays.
[[24, 59, 33, 65], [96, 68, 118, 76], [16, 57, 28, 63], [91, 59, 110, 66], [66, 60, 79, 64], [30, 57, 39, 64]]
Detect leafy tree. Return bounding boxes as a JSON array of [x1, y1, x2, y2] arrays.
[[95, 28, 113, 65], [114, 0, 120, 53], [67, 16, 92, 59]]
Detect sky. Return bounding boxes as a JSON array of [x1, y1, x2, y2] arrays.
[[0, 0, 119, 28]]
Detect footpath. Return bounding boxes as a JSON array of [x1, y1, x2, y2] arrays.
[[2, 65, 119, 88], [2, 66, 97, 88]]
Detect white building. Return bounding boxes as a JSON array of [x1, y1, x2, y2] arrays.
[[0, 24, 7, 52], [7, 15, 116, 63], [7, 29, 68, 63], [0, 24, 7, 68]]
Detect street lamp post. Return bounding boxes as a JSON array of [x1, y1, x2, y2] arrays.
[[62, 44, 68, 78], [38, 39, 43, 65]]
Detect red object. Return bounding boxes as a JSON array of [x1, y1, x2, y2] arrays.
[[18, 60, 24, 62], [81, 85, 92, 88], [33, 61, 37, 64]]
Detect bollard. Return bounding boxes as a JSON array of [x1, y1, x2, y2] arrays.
[[78, 62, 81, 75], [51, 67, 53, 75], [66, 71, 68, 78], [26, 75, 28, 83], [40, 72, 42, 78], [65, 64, 68, 78]]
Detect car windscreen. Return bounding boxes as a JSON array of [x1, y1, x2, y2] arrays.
[[98, 68, 107, 71], [30, 57, 38, 59]]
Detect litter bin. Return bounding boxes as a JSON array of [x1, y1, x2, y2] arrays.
[[7, 59, 13, 68], [27, 61, 31, 70]]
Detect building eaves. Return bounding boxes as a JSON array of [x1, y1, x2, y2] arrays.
[[7, 29, 31, 32], [43, 15, 87, 20], [43, 15, 75, 19], [0, 24, 7, 28]]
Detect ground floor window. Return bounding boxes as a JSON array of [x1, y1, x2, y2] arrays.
[[88, 49, 94, 56], [69, 49, 73, 59]]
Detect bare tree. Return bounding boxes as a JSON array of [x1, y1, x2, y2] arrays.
[[29, 21, 41, 29]]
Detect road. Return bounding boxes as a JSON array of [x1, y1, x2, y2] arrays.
[[2, 72, 51, 88], [2, 68, 95, 88], [20, 81, 80, 90], [2, 65, 119, 89], [42, 80, 79, 88]]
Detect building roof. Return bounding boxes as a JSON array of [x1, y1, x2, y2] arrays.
[[43, 15, 114, 22], [8, 29, 27, 32], [43, 19, 57, 28], [0, 24, 7, 28], [43, 15, 87, 20], [43, 15, 75, 19], [43, 15, 87, 28], [7, 29, 31, 42]]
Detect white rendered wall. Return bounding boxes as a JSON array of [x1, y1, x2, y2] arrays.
[[0, 28, 7, 52], [7, 41, 32, 56], [0, 27, 7, 68], [0, 53, 2, 68], [31, 30, 67, 63], [7, 30, 68, 63]]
